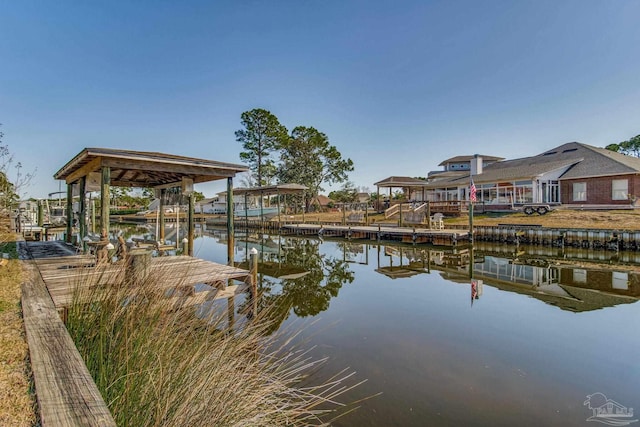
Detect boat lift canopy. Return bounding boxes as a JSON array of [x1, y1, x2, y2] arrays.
[[53, 147, 248, 257]]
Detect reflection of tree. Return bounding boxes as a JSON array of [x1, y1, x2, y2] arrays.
[[250, 237, 354, 333]]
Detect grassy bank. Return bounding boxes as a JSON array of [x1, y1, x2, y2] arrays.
[[0, 237, 37, 426], [284, 208, 640, 230], [66, 264, 362, 426]]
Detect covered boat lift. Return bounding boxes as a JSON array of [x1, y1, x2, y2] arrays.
[[53, 147, 248, 259], [233, 183, 308, 222]]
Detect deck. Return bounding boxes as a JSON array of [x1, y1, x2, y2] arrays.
[[282, 223, 469, 246], [21, 240, 254, 426], [25, 241, 253, 309]]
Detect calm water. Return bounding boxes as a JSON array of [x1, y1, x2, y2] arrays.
[[123, 224, 640, 426]]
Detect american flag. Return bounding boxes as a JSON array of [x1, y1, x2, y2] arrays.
[[470, 177, 477, 203]]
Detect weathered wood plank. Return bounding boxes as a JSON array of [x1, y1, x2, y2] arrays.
[[22, 263, 115, 426], [37, 254, 253, 309]]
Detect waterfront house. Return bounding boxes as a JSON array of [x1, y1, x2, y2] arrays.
[[419, 142, 640, 208]]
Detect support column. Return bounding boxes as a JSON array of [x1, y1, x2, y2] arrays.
[[227, 177, 234, 266], [277, 190, 281, 223], [100, 166, 110, 236], [91, 198, 96, 234], [188, 192, 194, 257], [66, 183, 73, 244], [159, 188, 165, 243], [79, 176, 87, 251], [37, 200, 44, 227]]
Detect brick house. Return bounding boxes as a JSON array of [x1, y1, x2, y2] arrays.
[[418, 142, 640, 208]]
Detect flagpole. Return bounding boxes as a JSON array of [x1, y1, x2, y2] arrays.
[[469, 174, 474, 245]]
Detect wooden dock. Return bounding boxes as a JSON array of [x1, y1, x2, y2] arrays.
[[282, 223, 469, 246], [21, 240, 255, 426]]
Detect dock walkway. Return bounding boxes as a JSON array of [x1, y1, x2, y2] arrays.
[[282, 223, 469, 246], [20, 240, 254, 427]]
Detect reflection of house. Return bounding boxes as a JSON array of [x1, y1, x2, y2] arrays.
[[377, 142, 640, 208]]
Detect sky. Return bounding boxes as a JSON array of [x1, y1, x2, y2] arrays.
[[1, 0, 640, 199]]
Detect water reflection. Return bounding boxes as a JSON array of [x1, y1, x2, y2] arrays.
[[111, 224, 640, 426], [112, 224, 640, 316]]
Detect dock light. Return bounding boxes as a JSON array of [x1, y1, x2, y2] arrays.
[[105, 242, 115, 250]]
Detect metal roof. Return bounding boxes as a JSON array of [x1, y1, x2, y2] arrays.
[[54, 147, 248, 188], [374, 176, 429, 187]]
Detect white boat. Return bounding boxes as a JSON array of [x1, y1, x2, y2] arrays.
[[234, 206, 280, 219]]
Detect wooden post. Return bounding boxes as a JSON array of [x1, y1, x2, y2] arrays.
[[365, 201, 369, 225], [302, 193, 305, 223], [249, 248, 258, 318], [188, 192, 195, 256], [79, 176, 87, 252], [244, 193, 248, 223], [37, 200, 44, 226], [342, 205, 346, 225], [100, 166, 110, 237], [66, 183, 73, 244], [399, 202, 403, 227], [159, 188, 165, 243], [277, 190, 281, 223], [427, 201, 431, 230], [227, 296, 235, 329], [91, 198, 96, 234], [227, 177, 234, 266]]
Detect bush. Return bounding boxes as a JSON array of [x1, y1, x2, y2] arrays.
[[66, 264, 361, 426]]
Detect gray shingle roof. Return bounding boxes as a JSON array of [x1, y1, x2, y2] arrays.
[[424, 142, 640, 188], [549, 142, 640, 179]]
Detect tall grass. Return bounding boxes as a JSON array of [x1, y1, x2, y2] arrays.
[[66, 262, 363, 426]]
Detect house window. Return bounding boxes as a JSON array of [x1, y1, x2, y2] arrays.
[[573, 182, 586, 202], [612, 179, 628, 201], [573, 269, 587, 283], [612, 272, 629, 290]]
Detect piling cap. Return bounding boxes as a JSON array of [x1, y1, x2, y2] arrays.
[[249, 248, 258, 255]]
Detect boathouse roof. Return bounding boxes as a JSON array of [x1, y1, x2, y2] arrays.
[[374, 176, 429, 187], [232, 183, 308, 196], [54, 147, 249, 188]]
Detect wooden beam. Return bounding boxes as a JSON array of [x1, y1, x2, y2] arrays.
[[102, 158, 237, 180], [65, 157, 102, 185], [22, 267, 116, 426]]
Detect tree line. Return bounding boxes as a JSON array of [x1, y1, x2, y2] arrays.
[[605, 134, 640, 157], [236, 109, 354, 209]]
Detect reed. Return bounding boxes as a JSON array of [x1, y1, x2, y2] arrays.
[[66, 262, 362, 426]]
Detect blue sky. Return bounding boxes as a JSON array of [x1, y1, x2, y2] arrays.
[[1, 0, 639, 199]]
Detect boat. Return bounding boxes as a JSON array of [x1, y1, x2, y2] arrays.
[[234, 206, 280, 219]]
